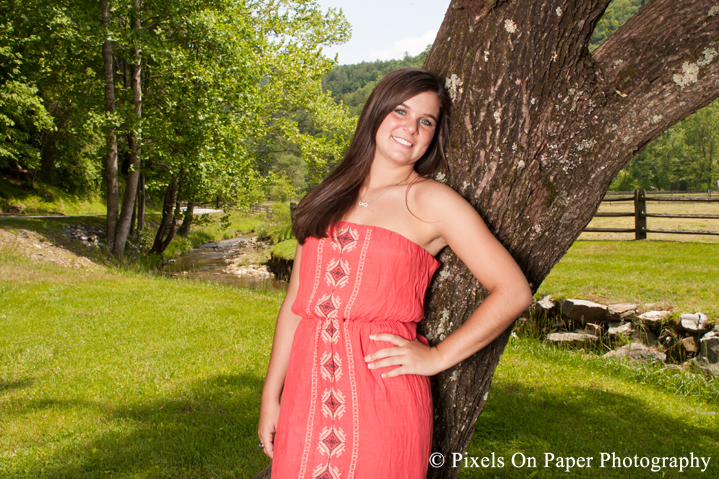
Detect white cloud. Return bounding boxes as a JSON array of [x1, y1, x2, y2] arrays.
[[367, 29, 437, 61]]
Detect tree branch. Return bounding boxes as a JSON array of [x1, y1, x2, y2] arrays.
[[591, 0, 719, 149]]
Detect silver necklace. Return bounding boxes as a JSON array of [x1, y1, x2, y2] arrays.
[[358, 172, 413, 207]]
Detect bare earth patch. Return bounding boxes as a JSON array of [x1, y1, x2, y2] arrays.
[[0, 228, 100, 270]]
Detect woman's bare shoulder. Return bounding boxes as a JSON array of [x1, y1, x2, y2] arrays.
[[410, 176, 474, 219]]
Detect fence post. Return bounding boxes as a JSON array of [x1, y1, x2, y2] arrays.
[[634, 189, 647, 240], [290, 202, 297, 224]]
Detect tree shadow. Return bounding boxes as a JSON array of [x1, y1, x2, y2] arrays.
[[9, 373, 271, 478], [0, 377, 34, 395], [461, 381, 719, 478]]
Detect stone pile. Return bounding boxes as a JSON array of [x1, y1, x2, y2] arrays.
[[62, 224, 105, 248], [528, 296, 718, 375]]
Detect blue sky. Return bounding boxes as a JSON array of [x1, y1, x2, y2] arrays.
[[315, 1, 451, 65]]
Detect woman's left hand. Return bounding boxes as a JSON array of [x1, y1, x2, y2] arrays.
[[365, 333, 444, 377]]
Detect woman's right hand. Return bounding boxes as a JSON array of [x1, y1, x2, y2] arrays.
[[258, 400, 281, 458]]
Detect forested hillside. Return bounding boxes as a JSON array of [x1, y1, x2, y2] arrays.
[[322, 49, 429, 117]]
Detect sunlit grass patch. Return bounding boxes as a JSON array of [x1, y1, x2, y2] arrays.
[[538, 241, 719, 318], [0, 259, 280, 478]]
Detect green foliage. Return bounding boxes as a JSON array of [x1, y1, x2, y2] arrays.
[[622, 100, 719, 191], [590, 0, 644, 51], [0, 20, 55, 170], [607, 169, 637, 191]]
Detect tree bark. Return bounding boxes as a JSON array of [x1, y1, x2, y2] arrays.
[[112, 0, 143, 257], [149, 174, 178, 255], [137, 173, 145, 232], [178, 202, 194, 238], [254, 1, 719, 477], [101, 0, 119, 250], [417, 1, 719, 477]]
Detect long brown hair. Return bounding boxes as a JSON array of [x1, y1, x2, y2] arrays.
[[293, 68, 451, 244]]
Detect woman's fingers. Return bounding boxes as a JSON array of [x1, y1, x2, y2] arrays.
[[366, 335, 441, 377], [369, 333, 408, 345], [259, 429, 274, 458]]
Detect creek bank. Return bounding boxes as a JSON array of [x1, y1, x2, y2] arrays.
[[523, 296, 719, 376]]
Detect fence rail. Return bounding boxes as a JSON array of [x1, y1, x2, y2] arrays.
[[583, 189, 719, 239]]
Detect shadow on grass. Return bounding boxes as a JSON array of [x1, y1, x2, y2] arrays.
[[462, 382, 718, 478], [10, 373, 271, 479], [0, 378, 34, 395]]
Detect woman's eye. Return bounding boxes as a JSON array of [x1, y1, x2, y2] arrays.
[[394, 108, 406, 115], [420, 119, 433, 126]]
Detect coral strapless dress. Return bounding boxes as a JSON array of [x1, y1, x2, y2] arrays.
[[271, 222, 440, 479]]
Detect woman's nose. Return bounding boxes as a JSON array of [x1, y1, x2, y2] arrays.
[[402, 118, 418, 134]]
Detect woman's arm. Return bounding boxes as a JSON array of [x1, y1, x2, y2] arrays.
[[258, 241, 304, 458], [366, 185, 533, 376]]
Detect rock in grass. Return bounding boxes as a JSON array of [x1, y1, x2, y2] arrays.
[[536, 295, 556, 312], [679, 313, 711, 334], [608, 322, 633, 337], [603, 343, 666, 362], [547, 332, 598, 347], [605, 303, 638, 322], [638, 310, 671, 328], [525, 295, 557, 318], [584, 323, 603, 335], [700, 332, 719, 364], [680, 337, 698, 354], [561, 299, 607, 323]]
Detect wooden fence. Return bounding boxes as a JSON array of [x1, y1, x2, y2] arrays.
[[583, 190, 719, 239]]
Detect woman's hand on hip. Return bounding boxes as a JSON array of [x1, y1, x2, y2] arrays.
[[365, 333, 445, 377]]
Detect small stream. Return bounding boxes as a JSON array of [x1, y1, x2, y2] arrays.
[[162, 236, 288, 292]]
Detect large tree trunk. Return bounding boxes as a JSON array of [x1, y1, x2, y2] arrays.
[[112, 0, 143, 257], [101, 0, 119, 250], [253, 1, 719, 478], [418, 1, 719, 478], [149, 174, 178, 255]]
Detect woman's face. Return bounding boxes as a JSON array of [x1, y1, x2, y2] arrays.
[[374, 91, 440, 168]]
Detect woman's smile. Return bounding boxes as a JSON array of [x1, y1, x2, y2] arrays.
[[392, 135, 413, 147]]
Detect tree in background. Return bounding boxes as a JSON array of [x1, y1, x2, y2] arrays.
[[2, 0, 353, 256], [619, 99, 719, 191]]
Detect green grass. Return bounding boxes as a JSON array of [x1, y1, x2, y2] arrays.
[[269, 239, 296, 261], [0, 255, 280, 478], [0, 179, 106, 216], [538, 241, 719, 318], [2, 255, 718, 478]]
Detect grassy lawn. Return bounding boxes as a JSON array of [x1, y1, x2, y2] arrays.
[[538, 241, 719, 318], [0, 256, 280, 478], [2, 254, 718, 478]]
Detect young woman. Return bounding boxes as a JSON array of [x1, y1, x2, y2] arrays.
[[258, 68, 532, 478]]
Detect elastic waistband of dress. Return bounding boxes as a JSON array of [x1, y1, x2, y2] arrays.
[[301, 316, 418, 324]]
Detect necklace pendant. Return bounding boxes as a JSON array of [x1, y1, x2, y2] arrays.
[[358, 201, 369, 207]]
